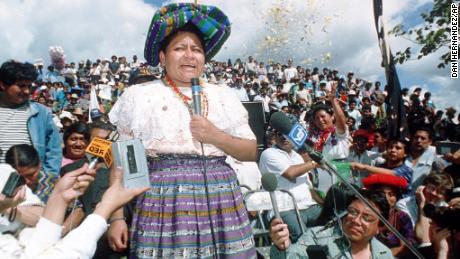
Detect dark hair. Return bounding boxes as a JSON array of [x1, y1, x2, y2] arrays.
[[311, 104, 333, 118], [89, 120, 116, 132], [359, 116, 376, 130], [63, 122, 90, 143], [361, 105, 372, 112], [5, 144, 40, 168], [0, 60, 38, 86], [375, 127, 388, 137], [413, 126, 433, 140], [386, 137, 409, 154], [317, 184, 356, 225], [423, 172, 453, 193], [159, 22, 206, 60], [347, 116, 356, 125], [357, 189, 390, 221], [371, 184, 404, 201]]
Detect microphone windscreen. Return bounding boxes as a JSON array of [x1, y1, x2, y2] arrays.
[[261, 173, 278, 192], [191, 78, 200, 86], [269, 112, 293, 135]]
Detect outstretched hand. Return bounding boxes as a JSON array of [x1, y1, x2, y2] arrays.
[[53, 163, 96, 204], [42, 163, 96, 225], [350, 162, 366, 171], [325, 81, 338, 102], [415, 185, 426, 208], [94, 167, 150, 220]]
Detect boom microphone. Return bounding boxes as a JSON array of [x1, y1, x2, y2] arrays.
[[261, 173, 281, 219], [191, 78, 201, 115]]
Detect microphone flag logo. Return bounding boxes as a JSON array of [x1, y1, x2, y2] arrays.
[[288, 124, 308, 149]]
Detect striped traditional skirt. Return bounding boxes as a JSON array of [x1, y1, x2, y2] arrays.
[[129, 155, 256, 259]]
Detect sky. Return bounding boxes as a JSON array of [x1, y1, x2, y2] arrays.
[[0, 0, 457, 112]]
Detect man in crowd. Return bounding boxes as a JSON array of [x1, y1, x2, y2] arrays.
[[396, 173, 453, 234], [259, 130, 321, 242], [350, 138, 414, 193], [0, 60, 62, 201], [347, 133, 379, 185], [347, 99, 362, 127], [269, 190, 393, 258], [284, 59, 298, 83], [405, 127, 444, 190]]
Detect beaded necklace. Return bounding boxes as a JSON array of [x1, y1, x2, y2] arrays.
[[163, 75, 209, 118]]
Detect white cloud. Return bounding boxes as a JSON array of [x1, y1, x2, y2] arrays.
[[0, 0, 153, 63], [0, 0, 457, 111]]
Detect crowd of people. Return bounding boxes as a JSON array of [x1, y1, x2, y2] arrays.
[[1, 2, 460, 259]]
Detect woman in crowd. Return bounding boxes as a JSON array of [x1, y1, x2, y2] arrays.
[[60, 122, 90, 235], [61, 122, 90, 167], [5, 144, 41, 190], [362, 174, 415, 258], [306, 84, 349, 196], [108, 3, 256, 258], [1, 145, 44, 234]]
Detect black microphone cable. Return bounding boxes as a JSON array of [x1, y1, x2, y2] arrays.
[[192, 78, 219, 259]]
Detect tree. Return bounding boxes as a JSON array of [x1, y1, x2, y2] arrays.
[[390, 0, 451, 68]]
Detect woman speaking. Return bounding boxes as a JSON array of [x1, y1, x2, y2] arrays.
[[109, 3, 256, 259]]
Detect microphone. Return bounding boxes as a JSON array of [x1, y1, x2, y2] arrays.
[[85, 131, 120, 169], [261, 173, 281, 219], [317, 210, 348, 233], [191, 78, 201, 115], [269, 112, 326, 165]]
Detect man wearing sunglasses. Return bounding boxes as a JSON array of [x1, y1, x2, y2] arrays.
[[269, 189, 393, 258]]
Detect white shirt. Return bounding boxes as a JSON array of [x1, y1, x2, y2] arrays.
[[283, 67, 298, 82], [253, 95, 271, 113], [0, 214, 107, 259], [109, 80, 255, 157], [259, 147, 317, 211], [0, 186, 44, 234], [347, 109, 362, 127], [316, 129, 351, 193], [347, 150, 379, 186]]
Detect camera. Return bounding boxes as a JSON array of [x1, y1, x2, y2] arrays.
[[423, 187, 460, 230], [0, 163, 26, 197]]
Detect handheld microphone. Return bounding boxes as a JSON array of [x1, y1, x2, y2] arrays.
[[261, 173, 281, 219], [269, 112, 326, 165], [191, 78, 201, 115], [85, 131, 120, 169]]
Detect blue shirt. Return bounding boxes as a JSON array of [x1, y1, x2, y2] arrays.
[[378, 162, 414, 195]]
